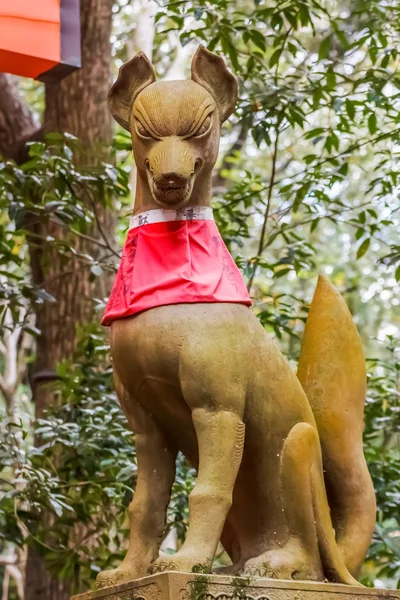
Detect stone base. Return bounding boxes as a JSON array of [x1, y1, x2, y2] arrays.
[[71, 572, 400, 600]]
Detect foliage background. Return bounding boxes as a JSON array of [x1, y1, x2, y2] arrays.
[[0, 0, 399, 597]]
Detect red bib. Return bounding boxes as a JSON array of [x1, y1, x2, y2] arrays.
[[102, 209, 251, 326]]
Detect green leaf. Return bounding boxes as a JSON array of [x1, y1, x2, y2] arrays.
[[250, 30, 266, 52], [269, 48, 282, 67], [326, 69, 336, 89], [381, 53, 390, 69], [283, 8, 298, 29], [45, 132, 65, 142], [368, 113, 377, 134], [378, 32, 388, 48], [299, 6, 310, 27], [355, 228, 364, 241], [208, 36, 220, 52], [271, 12, 283, 30], [293, 183, 310, 212], [310, 218, 320, 232], [304, 127, 326, 140], [369, 40, 378, 64], [356, 238, 370, 259], [312, 87, 323, 109], [395, 264, 400, 282], [334, 28, 349, 49], [345, 99, 356, 120], [318, 36, 331, 60], [274, 267, 291, 278], [221, 36, 239, 71]]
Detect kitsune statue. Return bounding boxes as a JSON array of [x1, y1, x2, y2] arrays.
[[96, 46, 376, 589]]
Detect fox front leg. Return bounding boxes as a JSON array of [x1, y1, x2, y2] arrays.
[[96, 398, 177, 588], [151, 408, 245, 574]]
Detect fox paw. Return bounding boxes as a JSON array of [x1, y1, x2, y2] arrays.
[[150, 552, 210, 575], [96, 564, 147, 589], [243, 546, 323, 581]]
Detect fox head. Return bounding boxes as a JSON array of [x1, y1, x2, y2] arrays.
[[108, 46, 238, 210]]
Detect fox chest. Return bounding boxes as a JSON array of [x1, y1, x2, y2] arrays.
[[110, 311, 196, 440]]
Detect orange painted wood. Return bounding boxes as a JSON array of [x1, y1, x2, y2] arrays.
[[0, 0, 61, 78]]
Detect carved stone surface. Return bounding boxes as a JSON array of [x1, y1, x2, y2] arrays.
[[72, 573, 400, 600], [95, 46, 376, 589]]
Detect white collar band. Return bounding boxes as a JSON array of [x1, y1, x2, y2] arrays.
[[129, 207, 214, 230]]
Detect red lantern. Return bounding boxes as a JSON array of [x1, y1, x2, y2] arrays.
[[0, 0, 81, 81]]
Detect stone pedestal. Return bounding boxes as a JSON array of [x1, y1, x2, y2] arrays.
[[71, 572, 400, 600]]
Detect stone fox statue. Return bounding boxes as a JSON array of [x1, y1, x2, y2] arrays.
[[96, 46, 376, 589]]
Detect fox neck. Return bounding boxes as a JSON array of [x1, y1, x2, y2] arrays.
[[133, 169, 213, 215]]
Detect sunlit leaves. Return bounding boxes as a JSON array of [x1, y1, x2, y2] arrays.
[[0, 324, 195, 590], [363, 339, 400, 586], [0, 135, 130, 336]]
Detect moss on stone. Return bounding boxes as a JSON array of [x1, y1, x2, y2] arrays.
[[189, 574, 210, 600], [231, 576, 253, 598]]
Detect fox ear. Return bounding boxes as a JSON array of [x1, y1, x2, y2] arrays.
[[191, 45, 238, 123], [108, 52, 156, 130]]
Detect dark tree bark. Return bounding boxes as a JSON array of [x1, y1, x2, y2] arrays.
[[25, 2, 115, 600], [44, 0, 113, 146], [0, 74, 41, 162], [30, 0, 116, 408], [0, 1, 115, 599]]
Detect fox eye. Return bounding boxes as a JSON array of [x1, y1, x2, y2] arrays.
[[193, 114, 212, 137], [135, 119, 152, 138]]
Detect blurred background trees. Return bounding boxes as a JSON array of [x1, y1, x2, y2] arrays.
[[0, 0, 399, 597]]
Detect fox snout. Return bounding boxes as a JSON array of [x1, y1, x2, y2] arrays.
[[146, 141, 200, 206], [150, 170, 193, 206], [155, 172, 189, 189]]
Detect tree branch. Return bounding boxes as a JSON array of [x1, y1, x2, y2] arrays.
[[247, 124, 280, 292], [212, 118, 252, 193]]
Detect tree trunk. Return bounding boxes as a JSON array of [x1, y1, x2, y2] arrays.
[[0, 0, 118, 593], [0, 1, 115, 597], [24, 554, 71, 600], [23, 1, 115, 599], [0, 74, 40, 162]]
